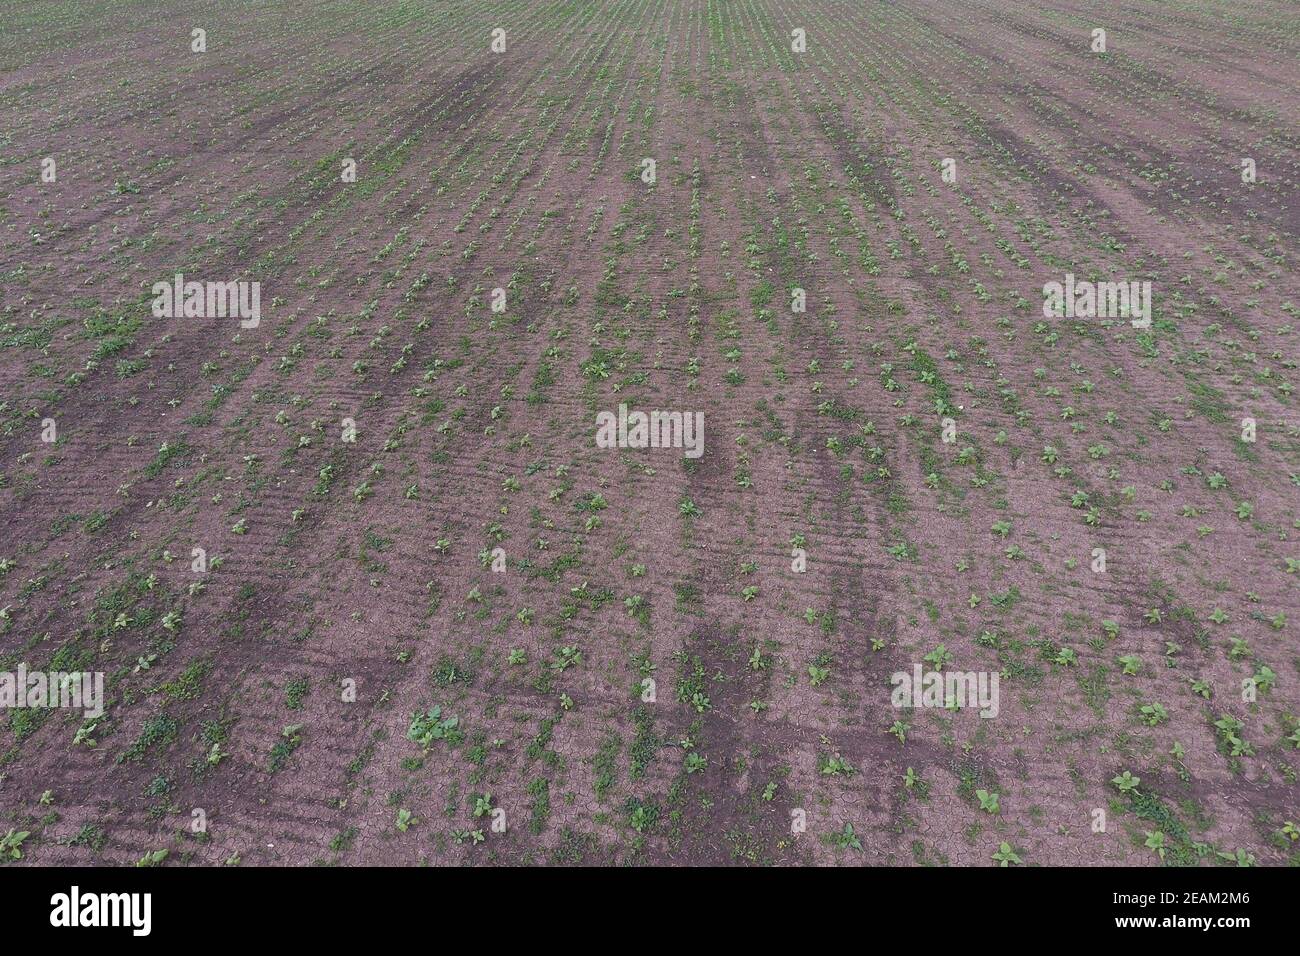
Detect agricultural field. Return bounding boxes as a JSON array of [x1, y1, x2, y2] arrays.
[[0, 0, 1296, 869]]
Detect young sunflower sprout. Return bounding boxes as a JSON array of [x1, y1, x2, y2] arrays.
[[0, 0, 1291, 924]]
